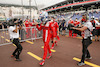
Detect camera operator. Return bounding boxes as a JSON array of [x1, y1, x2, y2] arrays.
[[72, 15, 93, 66], [8, 18, 23, 61]]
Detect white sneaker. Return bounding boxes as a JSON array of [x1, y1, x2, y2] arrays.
[[77, 62, 85, 66]]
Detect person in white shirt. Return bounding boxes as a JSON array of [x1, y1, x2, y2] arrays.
[[8, 18, 23, 61], [73, 15, 93, 66]]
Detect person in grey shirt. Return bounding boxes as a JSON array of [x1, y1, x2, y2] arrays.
[[73, 15, 93, 66]]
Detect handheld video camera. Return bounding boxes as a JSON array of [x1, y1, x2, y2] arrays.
[[18, 19, 23, 25], [67, 24, 81, 36], [8, 18, 19, 26]]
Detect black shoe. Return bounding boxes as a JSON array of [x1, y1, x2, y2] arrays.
[[97, 40, 99, 41], [15, 58, 22, 61], [77, 62, 85, 66]]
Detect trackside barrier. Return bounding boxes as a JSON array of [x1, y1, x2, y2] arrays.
[[0, 27, 43, 46]]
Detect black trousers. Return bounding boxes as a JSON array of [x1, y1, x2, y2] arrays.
[[12, 38, 23, 59], [81, 37, 92, 62], [59, 25, 62, 31]]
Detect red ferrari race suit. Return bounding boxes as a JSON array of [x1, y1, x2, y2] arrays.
[[50, 21, 59, 48], [30, 21, 37, 38], [36, 21, 55, 60], [25, 20, 31, 38], [73, 20, 80, 37]]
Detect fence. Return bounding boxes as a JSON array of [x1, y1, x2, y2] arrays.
[[0, 27, 43, 46]]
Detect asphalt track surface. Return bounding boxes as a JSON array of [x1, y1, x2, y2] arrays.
[[0, 31, 100, 67]]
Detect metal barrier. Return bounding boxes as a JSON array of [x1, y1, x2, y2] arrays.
[[0, 27, 43, 46], [19, 27, 43, 41], [0, 29, 12, 46]]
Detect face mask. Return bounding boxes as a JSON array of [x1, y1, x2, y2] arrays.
[[51, 20, 53, 22], [75, 19, 78, 21]]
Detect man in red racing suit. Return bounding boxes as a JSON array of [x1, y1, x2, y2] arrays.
[[73, 19, 80, 38], [30, 19, 37, 38], [50, 17, 59, 49], [36, 20, 55, 66]]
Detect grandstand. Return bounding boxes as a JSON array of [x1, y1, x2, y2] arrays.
[[41, 0, 100, 22]]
